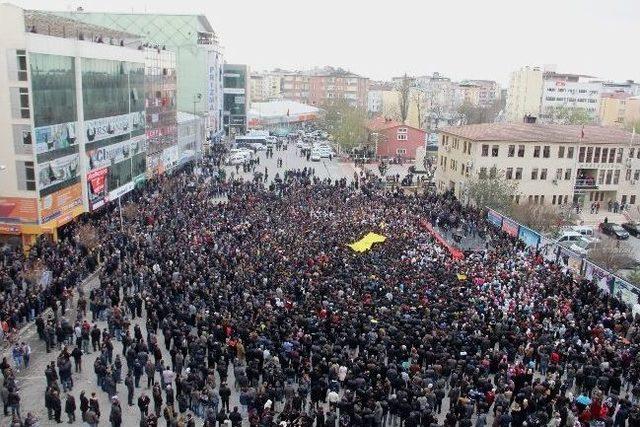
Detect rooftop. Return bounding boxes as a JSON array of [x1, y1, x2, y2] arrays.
[[601, 92, 633, 100], [440, 123, 636, 145], [24, 9, 140, 41]]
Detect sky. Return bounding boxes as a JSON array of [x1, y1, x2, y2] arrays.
[[11, 0, 640, 86]]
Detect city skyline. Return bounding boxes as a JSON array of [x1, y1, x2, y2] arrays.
[[9, 0, 640, 85]]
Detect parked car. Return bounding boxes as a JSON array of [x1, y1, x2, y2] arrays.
[[310, 151, 321, 162], [599, 222, 630, 239], [622, 222, 640, 237]]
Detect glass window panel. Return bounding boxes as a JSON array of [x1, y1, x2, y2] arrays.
[[30, 53, 77, 127]]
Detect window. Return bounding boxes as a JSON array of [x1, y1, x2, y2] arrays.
[[579, 147, 585, 162], [556, 168, 562, 180], [30, 53, 78, 126], [531, 168, 539, 180], [614, 170, 620, 185], [626, 169, 632, 181], [630, 148, 635, 158], [489, 168, 497, 179], [16, 160, 36, 191], [586, 147, 593, 163], [396, 148, 406, 155], [564, 169, 572, 180], [552, 195, 557, 205], [598, 170, 605, 184], [567, 146, 574, 159], [608, 148, 616, 163], [15, 87, 30, 119], [605, 170, 612, 185], [518, 145, 525, 157], [534, 195, 539, 204], [631, 195, 636, 205], [540, 169, 548, 180], [491, 145, 499, 157], [533, 146, 540, 158], [540, 195, 545, 204], [594, 147, 601, 163], [558, 146, 565, 158], [508, 145, 515, 157], [515, 168, 522, 180], [17, 50, 27, 81], [506, 167, 513, 179], [543, 146, 550, 158], [479, 167, 487, 177], [398, 127, 407, 133], [601, 148, 608, 163], [481, 144, 489, 157], [397, 133, 408, 141], [616, 149, 623, 163]]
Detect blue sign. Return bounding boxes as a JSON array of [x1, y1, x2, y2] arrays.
[[518, 225, 540, 248]]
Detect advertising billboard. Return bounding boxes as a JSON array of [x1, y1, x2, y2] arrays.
[[487, 209, 502, 228], [87, 167, 109, 210], [34, 122, 78, 154], [39, 182, 83, 224], [501, 217, 519, 237], [37, 153, 80, 191], [0, 197, 38, 223]]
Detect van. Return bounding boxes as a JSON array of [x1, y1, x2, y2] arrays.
[[556, 231, 584, 244]]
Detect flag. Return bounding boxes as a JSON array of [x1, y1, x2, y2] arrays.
[[580, 125, 585, 139]]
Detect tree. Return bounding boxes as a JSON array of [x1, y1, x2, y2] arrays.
[[510, 203, 578, 234], [544, 106, 594, 124], [76, 223, 100, 251], [322, 100, 367, 153], [396, 74, 413, 124], [588, 240, 636, 272], [411, 89, 426, 129], [467, 166, 518, 211], [627, 268, 640, 287], [458, 99, 503, 125]]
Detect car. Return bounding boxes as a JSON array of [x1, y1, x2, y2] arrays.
[[556, 231, 584, 244], [296, 140, 305, 148], [248, 142, 267, 151], [310, 151, 321, 161], [622, 222, 640, 237], [317, 148, 334, 159], [599, 222, 630, 239], [559, 238, 595, 256]]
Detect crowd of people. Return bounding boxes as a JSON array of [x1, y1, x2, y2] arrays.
[[0, 143, 639, 427]]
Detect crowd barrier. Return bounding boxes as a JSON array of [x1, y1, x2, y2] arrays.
[[486, 208, 640, 311], [420, 220, 464, 260]]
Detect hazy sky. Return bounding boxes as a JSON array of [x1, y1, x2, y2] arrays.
[[11, 0, 640, 86]]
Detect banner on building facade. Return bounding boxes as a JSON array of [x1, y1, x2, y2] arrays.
[[86, 135, 145, 171], [487, 209, 502, 228], [87, 167, 109, 210], [39, 182, 83, 224], [108, 181, 135, 201], [34, 122, 77, 154], [37, 153, 80, 191], [85, 112, 145, 145], [501, 217, 519, 237], [0, 197, 38, 223]]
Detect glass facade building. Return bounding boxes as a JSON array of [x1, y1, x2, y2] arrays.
[[30, 53, 77, 128], [223, 64, 249, 136]]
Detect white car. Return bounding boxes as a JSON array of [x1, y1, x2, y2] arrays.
[[310, 151, 321, 161], [226, 154, 246, 165], [296, 140, 305, 148], [248, 143, 267, 151]]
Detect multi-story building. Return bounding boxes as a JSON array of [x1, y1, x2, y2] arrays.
[[223, 64, 249, 136], [281, 72, 310, 104], [308, 72, 369, 109], [434, 123, 640, 208], [52, 10, 225, 143], [249, 72, 282, 102], [366, 116, 426, 160], [143, 48, 178, 176], [280, 69, 368, 109], [505, 66, 544, 123], [0, 5, 147, 244], [176, 111, 203, 167], [461, 80, 500, 108], [599, 93, 640, 129], [540, 72, 602, 123]]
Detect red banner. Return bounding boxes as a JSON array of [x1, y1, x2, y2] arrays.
[[420, 220, 464, 260], [87, 167, 108, 194]]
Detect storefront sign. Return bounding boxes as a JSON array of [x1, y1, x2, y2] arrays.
[[37, 153, 80, 191], [0, 197, 38, 223], [108, 181, 135, 201], [87, 167, 108, 210], [39, 182, 83, 224], [34, 122, 77, 154], [85, 112, 145, 144], [161, 145, 179, 170], [86, 135, 145, 171]]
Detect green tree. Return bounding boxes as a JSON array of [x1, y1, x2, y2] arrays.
[[627, 268, 640, 286], [322, 101, 367, 153], [467, 166, 518, 211], [545, 106, 594, 124], [397, 74, 414, 124]]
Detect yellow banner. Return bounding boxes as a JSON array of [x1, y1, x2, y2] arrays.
[[348, 232, 387, 252]]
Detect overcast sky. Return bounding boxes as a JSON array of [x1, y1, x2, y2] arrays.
[[12, 0, 640, 86]]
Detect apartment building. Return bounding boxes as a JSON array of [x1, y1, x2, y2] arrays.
[[281, 73, 310, 104], [600, 93, 640, 128], [540, 72, 602, 122], [505, 66, 543, 122], [249, 72, 282, 102], [0, 5, 148, 244], [308, 73, 368, 108], [435, 123, 640, 208]]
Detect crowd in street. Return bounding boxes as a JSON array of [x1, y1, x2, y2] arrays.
[[0, 145, 640, 426]]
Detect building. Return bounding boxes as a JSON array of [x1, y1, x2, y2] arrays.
[[281, 69, 369, 109], [249, 72, 282, 102], [366, 116, 426, 160], [380, 89, 423, 129], [176, 112, 203, 168], [600, 93, 640, 129], [459, 80, 500, 108], [0, 5, 147, 244], [281, 72, 310, 104], [434, 123, 640, 209], [52, 10, 225, 143], [505, 66, 544, 123], [223, 64, 249, 136], [143, 47, 178, 176], [540, 72, 602, 123]]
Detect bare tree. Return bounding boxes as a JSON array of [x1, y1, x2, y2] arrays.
[[22, 258, 46, 285], [122, 203, 139, 222], [397, 74, 413, 124], [510, 204, 578, 234], [76, 223, 101, 251], [411, 89, 426, 129], [467, 166, 518, 211]]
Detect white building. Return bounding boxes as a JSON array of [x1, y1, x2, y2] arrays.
[[367, 90, 383, 113], [540, 73, 602, 122], [435, 123, 640, 209], [250, 72, 283, 102], [505, 66, 543, 122]]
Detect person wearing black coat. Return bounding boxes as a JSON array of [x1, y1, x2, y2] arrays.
[[110, 400, 122, 427], [65, 393, 76, 423], [51, 390, 62, 423], [79, 391, 89, 421]]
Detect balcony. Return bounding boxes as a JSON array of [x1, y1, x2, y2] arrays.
[[574, 178, 598, 190]]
